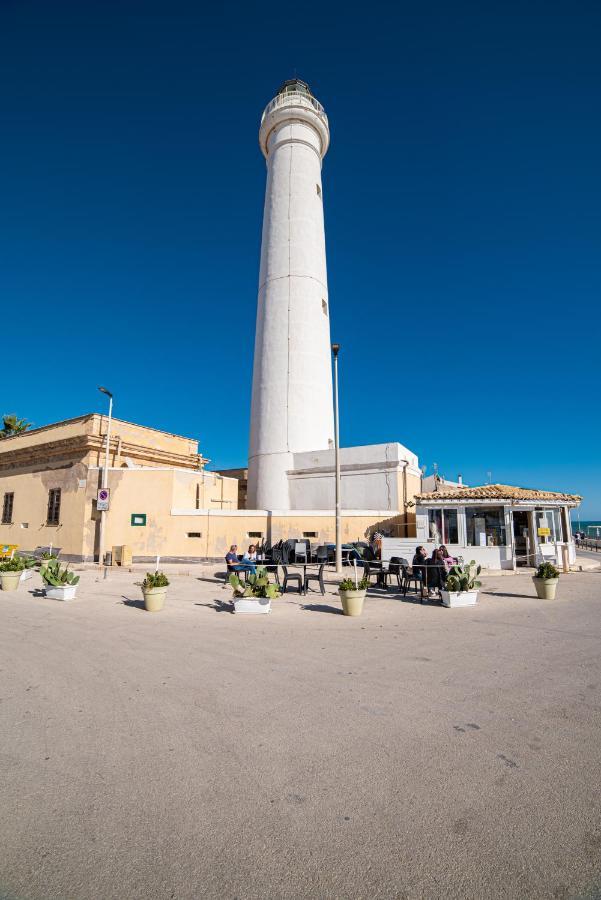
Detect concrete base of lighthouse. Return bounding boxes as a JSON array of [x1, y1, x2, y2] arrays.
[[247, 450, 295, 511], [248, 442, 422, 513]]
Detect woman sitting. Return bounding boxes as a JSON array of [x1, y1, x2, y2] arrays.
[[439, 544, 457, 571], [427, 548, 448, 597], [411, 546, 429, 598]]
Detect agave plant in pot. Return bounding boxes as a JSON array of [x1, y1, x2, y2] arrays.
[[141, 571, 169, 612], [338, 568, 368, 617], [441, 560, 482, 608], [0, 556, 34, 591], [229, 566, 280, 614], [532, 562, 560, 600], [40, 558, 80, 601]]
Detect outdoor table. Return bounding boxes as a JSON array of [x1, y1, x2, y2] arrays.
[[367, 560, 390, 588], [272, 562, 335, 595]]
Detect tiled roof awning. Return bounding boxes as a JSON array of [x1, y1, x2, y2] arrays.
[[416, 483, 582, 503]]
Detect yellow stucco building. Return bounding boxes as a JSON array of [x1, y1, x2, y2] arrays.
[[0, 415, 414, 562]]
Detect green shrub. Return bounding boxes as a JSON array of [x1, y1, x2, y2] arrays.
[[142, 571, 170, 589], [40, 558, 80, 587], [535, 562, 560, 580], [446, 560, 482, 593], [0, 556, 35, 573], [229, 566, 281, 600], [339, 576, 368, 591]]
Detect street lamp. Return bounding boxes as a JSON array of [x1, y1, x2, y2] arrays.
[[98, 386, 113, 566], [331, 344, 342, 575]]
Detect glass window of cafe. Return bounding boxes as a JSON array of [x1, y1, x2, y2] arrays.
[[466, 507, 506, 547], [535, 508, 563, 542], [427, 508, 459, 544]]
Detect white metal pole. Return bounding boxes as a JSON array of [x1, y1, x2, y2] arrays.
[[98, 392, 113, 566], [332, 345, 342, 575], [103, 395, 112, 490]]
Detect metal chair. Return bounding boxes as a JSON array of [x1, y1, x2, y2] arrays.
[[314, 545, 329, 564], [281, 565, 303, 594], [364, 561, 389, 589], [294, 542, 308, 563], [400, 558, 423, 598], [304, 564, 325, 595], [388, 556, 403, 590]]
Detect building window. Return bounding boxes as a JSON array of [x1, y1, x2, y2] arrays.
[[2, 492, 14, 524], [47, 489, 61, 526], [535, 508, 563, 543], [443, 509, 458, 543], [248, 531, 263, 539], [427, 509, 459, 544], [316, 183, 321, 197], [303, 531, 318, 538], [187, 532, 202, 538], [466, 506, 506, 547], [322, 299, 328, 316]]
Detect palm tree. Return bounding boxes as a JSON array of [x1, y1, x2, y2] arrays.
[[0, 414, 32, 439]]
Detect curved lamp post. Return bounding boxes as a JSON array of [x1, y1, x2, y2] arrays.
[[331, 344, 342, 575]]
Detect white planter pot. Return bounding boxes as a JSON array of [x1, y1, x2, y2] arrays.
[[44, 585, 78, 601], [1, 571, 22, 591], [441, 590, 479, 608], [532, 577, 558, 600], [142, 587, 167, 612], [233, 597, 271, 615], [339, 588, 366, 617]]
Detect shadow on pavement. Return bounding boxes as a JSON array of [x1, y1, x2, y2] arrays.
[[195, 601, 232, 613], [121, 596, 145, 610], [301, 603, 343, 615]]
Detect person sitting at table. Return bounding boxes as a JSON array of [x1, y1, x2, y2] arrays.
[[225, 544, 256, 576], [243, 544, 257, 563], [411, 546, 429, 597], [427, 548, 447, 596], [439, 545, 457, 571]]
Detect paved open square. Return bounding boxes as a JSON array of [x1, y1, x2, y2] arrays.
[[1, 568, 601, 899]]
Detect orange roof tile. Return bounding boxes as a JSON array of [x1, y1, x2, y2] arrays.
[[417, 483, 581, 503]]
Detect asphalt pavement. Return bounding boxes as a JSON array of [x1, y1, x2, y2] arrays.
[[1, 567, 600, 899]]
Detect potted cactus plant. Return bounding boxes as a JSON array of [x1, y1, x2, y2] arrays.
[[229, 566, 280, 614], [441, 560, 482, 608], [141, 571, 169, 612], [338, 573, 368, 617], [532, 562, 560, 600], [40, 558, 80, 601], [0, 556, 32, 591]]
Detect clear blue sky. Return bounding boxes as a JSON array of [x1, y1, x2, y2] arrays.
[[2, 1, 600, 516]]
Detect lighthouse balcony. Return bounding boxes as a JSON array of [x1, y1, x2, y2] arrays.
[[261, 90, 328, 128]]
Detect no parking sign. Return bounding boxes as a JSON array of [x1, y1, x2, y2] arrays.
[[97, 488, 110, 511]]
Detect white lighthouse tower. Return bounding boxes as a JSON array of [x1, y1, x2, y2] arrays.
[[247, 79, 334, 510]]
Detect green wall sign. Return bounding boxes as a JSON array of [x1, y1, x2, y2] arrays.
[[131, 513, 147, 527]]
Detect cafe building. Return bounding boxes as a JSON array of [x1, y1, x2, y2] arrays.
[[414, 484, 582, 570]]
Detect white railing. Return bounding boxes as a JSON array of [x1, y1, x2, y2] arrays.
[[261, 90, 328, 126]]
